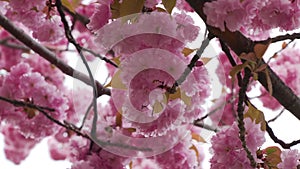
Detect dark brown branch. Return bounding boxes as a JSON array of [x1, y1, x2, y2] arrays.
[[257, 32, 300, 44], [266, 122, 300, 149], [219, 40, 243, 87], [0, 96, 55, 112], [185, 0, 300, 121], [0, 13, 110, 97], [0, 38, 30, 51], [267, 108, 285, 123], [0, 96, 91, 139], [236, 68, 256, 167], [193, 121, 219, 132]]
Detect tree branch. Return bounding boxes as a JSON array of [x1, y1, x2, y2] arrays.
[[266, 122, 300, 149], [236, 68, 256, 167], [0, 13, 110, 97], [185, 0, 300, 121], [257, 32, 300, 44], [0, 96, 91, 139]]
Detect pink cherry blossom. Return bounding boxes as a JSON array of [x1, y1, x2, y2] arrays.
[[153, 132, 200, 169], [259, 0, 294, 31], [144, 0, 161, 8], [1, 124, 39, 164], [210, 118, 265, 169], [0, 63, 69, 139], [176, 0, 194, 12], [277, 149, 300, 169], [87, 2, 112, 32], [70, 150, 128, 169], [203, 0, 249, 32]]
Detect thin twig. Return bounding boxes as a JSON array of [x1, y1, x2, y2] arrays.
[[268, 108, 285, 123], [193, 121, 219, 132], [236, 68, 256, 168], [170, 34, 214, 93], [266, 122, 300, 149], [0, 96, 91, 139], [82, 47, 118, 67], [0, 96, 55, 112], [79, 101, 93, 129], [55, 0, 99, 138], [257, 32, 300, 44], [219, 39, 243, 87], [0, 38, 30, 51]]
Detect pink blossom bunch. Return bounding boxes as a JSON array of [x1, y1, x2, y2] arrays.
[[0, 63, 69, 139], [93, 12, 199, 57], [4, 0, 64, 42], [210, 118, 265, 169], [1, 124, 39, 164], [277, 149, 300, 169], [110, 48, 210, 136], [204, 0, 300, 39]]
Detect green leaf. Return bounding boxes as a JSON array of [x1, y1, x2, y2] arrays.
[[162, 0, 176, 14], [111, 0, 145, 19], [244, 102, 266, 131]]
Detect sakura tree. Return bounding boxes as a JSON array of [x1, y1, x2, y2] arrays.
[[0, 0, 300, 168]]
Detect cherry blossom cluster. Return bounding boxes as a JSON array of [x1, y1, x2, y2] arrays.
[[2, 0, 64, 43], [204, 0, 300, 39], [210, 118, 265, 168]]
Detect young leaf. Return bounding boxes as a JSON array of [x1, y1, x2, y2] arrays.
[[190, 144, 200, 160], [181, 91, 191, 106], [229, 62, 248, 82], [264, 146, 282, 169], [182, 47, 196, 57], [167, 87, 181, 101], [239, 52, 257, 63], [116, 111, 122, 127], [62, 0, 76, 13], [152, 100, 164, 114], [111, 70, 127, 89], [156, 7, 168, 13], [192, 133, 206, 143], [162, 0, 176, 14], [244, 102, 266, 131], [111, 0, 145, 19], [282, 41, 287, 49], [201, 57, 213, 65], [254, 43, 269, 59]]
